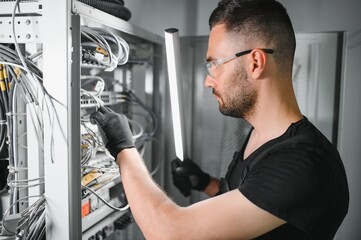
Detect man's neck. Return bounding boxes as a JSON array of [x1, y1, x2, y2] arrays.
[[243, 93, 303, 158]]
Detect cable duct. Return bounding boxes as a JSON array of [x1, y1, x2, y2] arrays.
[[78, 0, 132, 21]]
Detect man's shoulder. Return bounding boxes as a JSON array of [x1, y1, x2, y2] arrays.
[[285, 117, 337, 153]]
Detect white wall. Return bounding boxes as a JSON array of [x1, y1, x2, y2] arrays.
[[126, 0, 361, 238]]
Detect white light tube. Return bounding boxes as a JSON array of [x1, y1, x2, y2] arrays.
[[164, 28, 186, 161]]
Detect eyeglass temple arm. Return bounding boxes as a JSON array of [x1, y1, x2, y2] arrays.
[[235, 48, 274, 57]]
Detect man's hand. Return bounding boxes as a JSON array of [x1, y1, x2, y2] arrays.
[[171, 158, 211, 197], [90, 106, 135, 159]]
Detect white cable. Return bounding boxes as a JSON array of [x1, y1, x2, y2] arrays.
[[81, 120, 115, 161], [127, 118, 144, 141], [81, 89, 104, 108], [8, 182, 45, 188], [80, 75, 105, 97], [82, 165, 119, 174], [1, 195, 43, 235], [8, 177, 44, 183], [1, 46, 68, 163], [81, 27, 130, 71], [81, 137, 96, 166], [28, 51, 43, 63], [12, 0, 36, 97], [82, 185, 129, 212]]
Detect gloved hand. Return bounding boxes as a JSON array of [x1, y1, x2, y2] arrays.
[[171, 158, 211, 197], [90, 106, 135, 159]]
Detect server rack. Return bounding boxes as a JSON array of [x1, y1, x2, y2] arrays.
[[0, 1, 165, 239]]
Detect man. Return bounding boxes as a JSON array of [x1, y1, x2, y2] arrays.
[[90, 0, 349, 239]]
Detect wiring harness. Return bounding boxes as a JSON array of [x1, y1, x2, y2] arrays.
[[0, 2, 66, 238], [78, 26, 163, 226], [81, 26, 130, 71], [0, 43, 62, 239]]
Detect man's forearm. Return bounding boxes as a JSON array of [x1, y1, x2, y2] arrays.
[[116, 148, 179, 239]]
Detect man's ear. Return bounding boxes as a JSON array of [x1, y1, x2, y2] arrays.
[[249, 49, 267, 79]]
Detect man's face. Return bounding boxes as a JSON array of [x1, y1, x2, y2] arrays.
[[205, 24, 257, 119]]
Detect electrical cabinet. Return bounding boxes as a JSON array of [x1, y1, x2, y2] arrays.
[[0, 1, 165, 239]]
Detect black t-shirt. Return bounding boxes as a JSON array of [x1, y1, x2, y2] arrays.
[[225, 117, 349, 240]]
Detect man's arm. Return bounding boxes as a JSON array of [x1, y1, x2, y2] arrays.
[[117, 148, 286, 240], [90, 107, 286, 239]]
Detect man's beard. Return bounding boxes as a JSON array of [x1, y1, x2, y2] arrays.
[[218, 65, 257, 118]]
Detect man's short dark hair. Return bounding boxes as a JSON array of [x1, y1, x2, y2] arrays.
[[209, 0, 296, 72]]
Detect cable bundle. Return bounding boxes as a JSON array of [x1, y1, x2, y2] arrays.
[[0, 44, 45, 216], [79, 87, 162, 216], [1, 195, 45, 239], [16, 196, 46, 240], [0, 63, 10, 191], [0, 2, 66, 238], [0, 43, 63, 239], [81, 26, 130, 71]]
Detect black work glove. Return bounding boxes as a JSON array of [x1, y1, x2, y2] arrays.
[[90, 106, 135, 159], [171, 158, 211, 197]]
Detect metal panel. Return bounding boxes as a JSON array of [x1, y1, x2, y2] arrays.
[[82, 210, 125, 240], [42, 0, 81, 239], [68, 14, 82, 240], [72, 0, 163, 45], [0, 1, 42, 15], [0, 16, 41, 44]]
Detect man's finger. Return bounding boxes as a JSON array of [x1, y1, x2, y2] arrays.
[[98, 106, 109, 114], [90, 111, 105, 124]]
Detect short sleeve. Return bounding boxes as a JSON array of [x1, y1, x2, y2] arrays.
[[239, 146, 333, 233]]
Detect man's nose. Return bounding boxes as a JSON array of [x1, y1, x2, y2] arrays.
[[204, 75, 215, 88]]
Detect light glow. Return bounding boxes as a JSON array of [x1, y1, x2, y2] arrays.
[[164, 29, 185, 161]]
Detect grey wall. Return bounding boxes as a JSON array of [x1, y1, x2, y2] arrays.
[[125, 0, 197, 37], [125, 0, 361, 239], [195, 0, 361, 35]]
